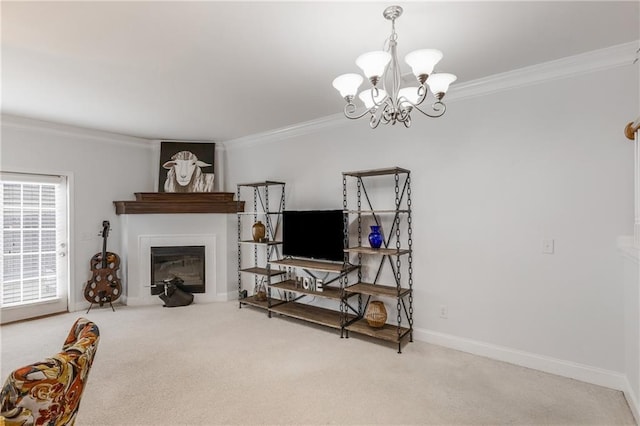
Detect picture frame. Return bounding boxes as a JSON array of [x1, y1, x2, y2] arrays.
[[158, 141, 215, 192]]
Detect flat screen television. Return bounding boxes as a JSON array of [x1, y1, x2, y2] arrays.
[[283, 210, 344, 262]]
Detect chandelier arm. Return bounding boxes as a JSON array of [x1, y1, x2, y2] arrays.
[[414, 85, 429, 107], [370, 114, 382, 129], [411, 101, 447, 118], [370, 102, 391, 128], [396, 107, 411, 122], [344, 103, 374, 120], [369, 90, 390, 109]]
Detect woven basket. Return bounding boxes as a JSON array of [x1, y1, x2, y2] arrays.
[[365, 301, 387, 328]]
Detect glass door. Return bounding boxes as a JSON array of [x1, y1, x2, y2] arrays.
[[1, 172, 69, 323]]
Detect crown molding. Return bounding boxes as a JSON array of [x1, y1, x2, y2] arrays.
[[1, 114, 154, 149], [222, 113, 353, 151], [223, 40, 639, 150], [446, 40, 639, 102]]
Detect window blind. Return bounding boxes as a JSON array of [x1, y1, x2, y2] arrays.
[[1, 173, 64, 307]]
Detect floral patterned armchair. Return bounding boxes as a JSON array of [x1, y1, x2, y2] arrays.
[[1, 318, 100, 426]]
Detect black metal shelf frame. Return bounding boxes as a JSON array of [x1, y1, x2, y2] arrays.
[[342, 167, 414, 353], [237, 181, 286, 314]]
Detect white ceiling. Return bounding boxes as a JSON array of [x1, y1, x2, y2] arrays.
[[2, 1, 638, 142]]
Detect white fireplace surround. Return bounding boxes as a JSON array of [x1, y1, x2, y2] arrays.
[[119, 213, 236, 306]]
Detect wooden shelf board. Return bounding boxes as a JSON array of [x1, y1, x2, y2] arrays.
[[345, 319, 411, 343], [270, 280, 354, 301], [238, 181, 286, 188], [239, 296, 287, 310], [239, 267, 286, 277], [114, 200, 244, 215], [270, 302, 355, 329], [114, 192, 244, 215], [135, 192, 236, 202], [345, 282, 411, 298], [237, 211, 282, 215], [271, 258, 357, 273], [345, 247, 411, 256], [342, 167, 410, 178], [344, 210, 409, 214], [238, 240, 283, 246], [239, 295, 270, 309]]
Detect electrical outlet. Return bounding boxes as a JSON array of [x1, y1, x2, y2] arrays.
[[542, 239, 555, 254], [439, 305, 448, 319]]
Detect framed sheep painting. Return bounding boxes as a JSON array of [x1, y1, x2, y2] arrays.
[[158, 142, 215, 192]]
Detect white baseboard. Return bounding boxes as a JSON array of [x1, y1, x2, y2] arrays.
[[416, 328, 640, 420], [622, 376, 640, 424], [414, 328, 628, 391], [124, 292, 232, 307]]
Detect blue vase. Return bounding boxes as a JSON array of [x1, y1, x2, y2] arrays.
[[368, 225, 383, 249]]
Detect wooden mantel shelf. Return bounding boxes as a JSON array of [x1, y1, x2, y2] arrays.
[[114, 192, 245, 215]]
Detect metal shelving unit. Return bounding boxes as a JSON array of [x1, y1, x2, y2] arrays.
[[342, 167, 414, 353], [237, 181, 286, 314], [237, 169, 413, 353]]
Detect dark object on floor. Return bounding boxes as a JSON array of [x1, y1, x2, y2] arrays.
[[155, 276, 194, 307]]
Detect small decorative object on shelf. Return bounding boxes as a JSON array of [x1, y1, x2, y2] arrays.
[[252, 221, 266, 242], [368, 225, 383, 249], [255, 283, 267, 302], [365, 301, 387, 328]]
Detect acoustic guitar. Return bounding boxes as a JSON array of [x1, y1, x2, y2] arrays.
[[84, 220, 122, 312]]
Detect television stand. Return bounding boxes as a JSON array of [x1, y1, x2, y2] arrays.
[[268, 258, 359, 334]]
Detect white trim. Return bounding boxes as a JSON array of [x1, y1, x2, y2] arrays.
[[1, 114, 154, 149], [222, 40, 639, 150], [623, 375, 640, 425], [618, 235, 640, 263], [223, 113, 351, 151], [413, 327, 628, 391], [445, 40, 639, 103]]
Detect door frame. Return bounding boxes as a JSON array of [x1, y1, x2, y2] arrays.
[[0, 169, 74, 324]]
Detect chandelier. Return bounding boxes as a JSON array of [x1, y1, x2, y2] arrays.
[[332, 5, 456, 129]]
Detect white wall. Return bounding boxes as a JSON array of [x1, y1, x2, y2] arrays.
[[0, 116, 155, 311], [0, 50, 637, 414], [223, 65, 637, 385]]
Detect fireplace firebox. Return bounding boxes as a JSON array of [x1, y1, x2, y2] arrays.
[[150, 246, 205, 294]]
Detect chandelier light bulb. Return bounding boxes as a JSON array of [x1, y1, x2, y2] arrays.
[[405, 49, 443, 83], [332, 73, 364, 99], [356, 51, 392, 81], [426, 73, 457, 98], [359, 88, 388, 109]]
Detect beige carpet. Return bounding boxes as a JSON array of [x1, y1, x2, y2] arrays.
[[1, 301, 635, 425]]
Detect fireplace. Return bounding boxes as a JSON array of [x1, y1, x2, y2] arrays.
[[116, 213, 233, 307], [150, 246, 205, 294]]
